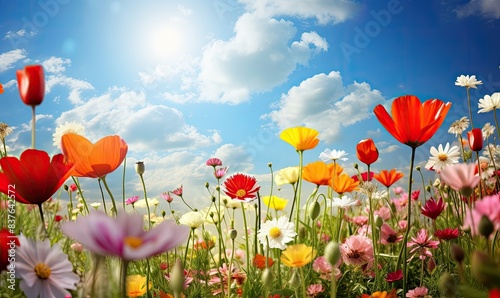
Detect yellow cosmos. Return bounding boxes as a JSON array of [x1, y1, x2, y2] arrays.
[[280, 127, 319, 151], [280, 244, 316, 268], [262, 195, 289, 211], [126, 275, 152, 298]]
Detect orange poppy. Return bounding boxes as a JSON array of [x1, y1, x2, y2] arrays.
[[61, 133, 128, 178], [374, 169, 404, 187], [302, 161, 343, 186], [280, 127, 319, 151], [356, 139, 379, 165], [374, 95, 451, 148], [0, 83, 4, 94], [330, 173, 359, 194]]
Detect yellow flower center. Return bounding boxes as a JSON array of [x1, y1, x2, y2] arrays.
[[124, 236, 143, 249], [269, 227, 282, 239], [236, 189, 246, 198], [438, 153, 448, 161], [34, 263, 51, 280]]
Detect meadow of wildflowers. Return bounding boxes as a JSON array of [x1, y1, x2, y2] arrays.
[[0, 65, 499, 298]]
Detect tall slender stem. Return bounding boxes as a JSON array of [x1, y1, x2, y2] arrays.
[[139, 174, 152, 230], [122, 158, 127, 210], [241, 202, 251, 276], [294, 151, 304, 237], [31, 106, 36, 149], [101, 176, 118, 215], [467, 87, 474, 129]]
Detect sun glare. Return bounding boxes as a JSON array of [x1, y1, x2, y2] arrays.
[[146, 24, 186, 61]]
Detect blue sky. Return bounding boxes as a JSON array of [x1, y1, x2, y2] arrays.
[[1, 0, 499, 211]]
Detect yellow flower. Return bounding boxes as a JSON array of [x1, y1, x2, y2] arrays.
[[280, 244, 316, 268], [126, 275, 152, 298], [280, 127, 319, 151], [262, 195, 288, 211]]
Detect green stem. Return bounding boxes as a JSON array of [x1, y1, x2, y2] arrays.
[[122, 158, 127, 210], [72, 177, 89, 214], [120, 260, 129, 298], [294, 151, 304, 238], [476, 151, 483, 198], [467, 87, 474, 129], [241, 202, 251, 276], [98, 179, 108, 215], [101, 176, 118, 215], [139, 174, 152, 230]]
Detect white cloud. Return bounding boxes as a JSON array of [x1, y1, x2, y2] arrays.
[[198, 13, 328, 104], [3, 29, 37, 42], [264, 71, 385, 143], [55, 88, 219, 153], [379, 144, 400, 154], [45, 75, 94, 105], [454, 0, 500, 19], [42, 56, 71, 74], [239, 0, 361, 24], [0, 49, 27, 72]]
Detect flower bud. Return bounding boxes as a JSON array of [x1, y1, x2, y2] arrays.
[[17, 64, 45, 106], [229, 229, 238, 240], [135, 161, 145, 175], [479, 215, 494, 238], [356, 138, 379, 165], [289, 270, 300, 288], [64, 184, 69, 191], [170, 259, 185, 295], [298, 226, 307, 239], [468, 128, 483, 152], [450, 244, 465, 264], [324, 241, 340, 266], [375, 215, 383, 228], [262, 268, 273, 288], [308, 201, 321, 220], [205, 182, 209, 188]]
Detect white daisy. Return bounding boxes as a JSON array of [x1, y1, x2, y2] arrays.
[[52, 121, 85, 148], [16, 235, 79, 298], [448, 117, 469, 137], [329, 195, 358, 209], [257, 215, 296, 250], [455, 74, 483, 89], [482, 122, 496, 139], [425, 143, 460, 171], [478, 92, 500, 113], [319, 148, 348, 162]]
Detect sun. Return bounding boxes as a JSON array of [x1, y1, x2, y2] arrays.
[[145, 24, 186, 62]]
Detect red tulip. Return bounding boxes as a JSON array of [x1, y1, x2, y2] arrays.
[[374, 95, 451, 148], [16, 65, 45, 106], [356, 138, 379, 165], [467, 128, 483, 152], [0, 149, 74, 205]]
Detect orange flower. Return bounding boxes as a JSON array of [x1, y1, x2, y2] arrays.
[[374, 95, 451, 148], [356, 138, 379, 165], [0, 83, 4, 94], [61, 133, 128, 178], [330, 173, 359, 195], [374, 169, 404, 188], [252, 254, 274, 269], [280, 127, 319, 151], [302, 161, 344, 186]]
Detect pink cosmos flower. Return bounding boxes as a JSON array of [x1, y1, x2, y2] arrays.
[[463, 193, 500, 236], [386, 269, 403, 283], [125, 195, 140, 205], [352, 215, 369, 226], [439, 163, 480, 196], [380, 223, 403, 245], [406, 286, 429, 298], [375, 206, 391, 221], [208, 263, 246, 296], [312, 256, 342, 281], [421, 197, 445, 220], [165, 269, 194, 290], [171, 185, 183, 196], [306, 284, 325, 297], [161, 192, 174, 203], [206, 157, 223, 167], [340, 235, 374, 266], [407, 228, 439, 260], [214, 166, 229, 179], [61, 210, 189, 261]]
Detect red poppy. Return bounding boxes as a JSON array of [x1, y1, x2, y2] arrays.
[[420, 197, 445, 220], [253, 254, 274, 269], [434, 228, 459, 241], [223, 173, 260, 202], [467, 128, 483, 152], [356, 139, 379, 165], [385, 269, 403, 283], [54, 215, 64, 222], [16, 64, 45, 106], [0, 83, 4, 94], [374, 169, 404, 187], [351, 171, 374, 182], [0, 149, 74, 205], [374, 95, 451, 148], [490, 288, 500, 298], [0, 229, 18, 271], [61, 133, 128, 179]]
